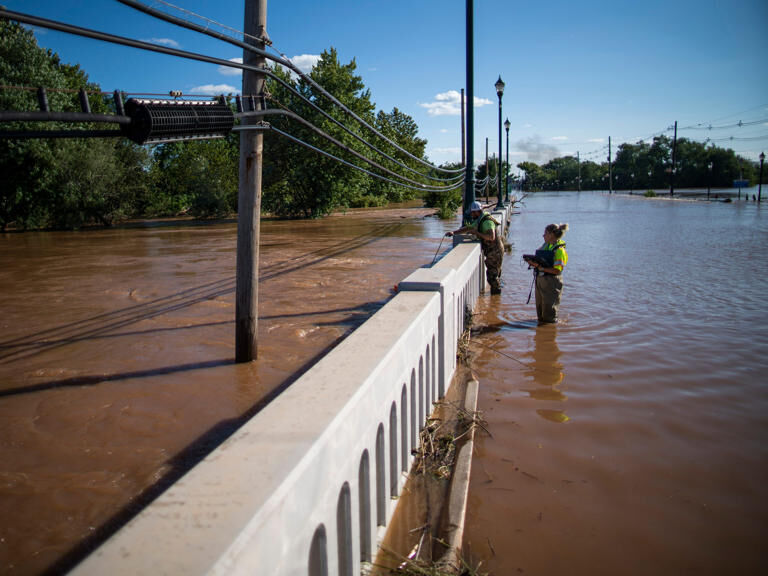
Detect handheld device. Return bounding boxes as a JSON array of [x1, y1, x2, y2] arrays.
[[523, 254, 547, 266]]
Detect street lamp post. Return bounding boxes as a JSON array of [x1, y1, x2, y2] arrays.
[[495, 75, 505, 208], [504, 117, 510, 203], [707, 161, 713, 200], [630, 173, 635, 194], [648, 168, 652, 191], [759, 152, 765, 202]]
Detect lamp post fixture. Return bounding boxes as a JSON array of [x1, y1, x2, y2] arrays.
[[504, 117, 511, 203], [759, 152, 765, 202], [707, 161, 713, 200], [648, 168, 652, 190], [630, 172, 635, 194], [495, 75, 505, 208]]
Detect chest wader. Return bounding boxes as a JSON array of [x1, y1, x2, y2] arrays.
[[477, 214, 504, 294], [533, 242, 566, 323]]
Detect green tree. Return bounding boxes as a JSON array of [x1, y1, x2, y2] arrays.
[[0, 19, 147, 229], [424, 162, 462, 218], [369, 107, 428, 203], [264, 49, 381, 217], [518, 161, 545, 191], [148, 133, 238, 218]]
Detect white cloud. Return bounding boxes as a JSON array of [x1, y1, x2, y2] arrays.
[[141, 37, 180, 48], [190, 84, 238, 95], [587, 138, 605, 143], [218, 57, 243, 76], [440, 129, 449, 134], [522, 123, 533, 129], [552, 136, 568, 141], [419, 90, 493, 116], [427, 146, 462, 165], [290, 54, 321, 73]]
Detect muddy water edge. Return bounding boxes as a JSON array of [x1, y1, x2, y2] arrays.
[[0, 206, 457, 575], [464, 192, 768, 575]]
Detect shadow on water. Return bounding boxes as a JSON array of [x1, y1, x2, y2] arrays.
[[37, 334, 353, 576], [470, 320, 538, 335], [0, 359, 233, 399], [0, 222, 403, 366]]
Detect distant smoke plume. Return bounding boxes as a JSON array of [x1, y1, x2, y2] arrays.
[[516, 135, 560, 164]]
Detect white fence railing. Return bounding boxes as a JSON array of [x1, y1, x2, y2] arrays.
[[72, 207, 508, 576]]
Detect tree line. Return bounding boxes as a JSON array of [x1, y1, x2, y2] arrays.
[[517, 136, 765, 192], [0, 20, 435, 231]]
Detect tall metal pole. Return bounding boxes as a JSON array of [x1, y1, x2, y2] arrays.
[[485, 137, 489, 202], [670, 120, 677, 196], [504, 118, 510, 203], [460, 88, 466, 168], [236, 0, 267, 362], [464, 0, 475, 220], [608, 136, 612, 193], [577, 150, 581, 192], [759, 152, 765, 202], [496, 76, 504, 207]]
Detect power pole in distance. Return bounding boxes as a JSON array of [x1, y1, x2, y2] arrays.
[[608, 136, 612, 193], [670, 120, 677, 196], [577, 150, 581, 192]]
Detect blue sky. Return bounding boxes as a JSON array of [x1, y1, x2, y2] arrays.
[[4, 0, 767, 171]]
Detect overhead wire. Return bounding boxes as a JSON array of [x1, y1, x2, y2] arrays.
[[1, 6, 464, 190], [236, 107, 463, 191], [117, 0, 464, 175], [262, 78, 464, 185], [262, 125, 464, 193]]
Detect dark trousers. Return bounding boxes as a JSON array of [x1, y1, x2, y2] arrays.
[[535, 273, 563, 323]]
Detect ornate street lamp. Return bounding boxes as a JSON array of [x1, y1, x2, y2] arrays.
[[707, 161, 713, 200], [495, 76, 505, 208], [759, 152, 765, 202], [504, 117, 511, 203]]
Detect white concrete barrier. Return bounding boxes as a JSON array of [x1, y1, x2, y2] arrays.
[[71, 212, 503, 576]]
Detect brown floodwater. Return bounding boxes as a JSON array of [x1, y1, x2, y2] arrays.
[[464, 192, 768, 575], [0, 205, 457, 575]]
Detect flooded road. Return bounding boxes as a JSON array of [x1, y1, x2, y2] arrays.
[[464, 192, 768, 575], [0, 206, 456, 575]]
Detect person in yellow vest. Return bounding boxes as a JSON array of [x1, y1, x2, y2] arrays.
[[528, 223, 568, 323], [447, 201, 504, 294]]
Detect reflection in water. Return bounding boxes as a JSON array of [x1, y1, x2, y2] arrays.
[[522, 326, 568, 421], [464, 192, 768, 576], [0, 205, 458, 576]]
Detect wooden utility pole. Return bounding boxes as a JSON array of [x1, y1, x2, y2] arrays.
[[608, 136, 612, 193], [577, 150, 581, 192], [670, 120, 677, 196], [236, 0, 268, 362]]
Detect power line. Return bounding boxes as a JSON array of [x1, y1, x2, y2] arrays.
[[260, 125, 464, 194], [236, 108, 462, 191], [117, 0, 464, 176], [2, 6, 464, 187]]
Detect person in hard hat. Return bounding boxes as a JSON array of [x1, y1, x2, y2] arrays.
[[528, 223, 569, 323], [447, 201, 504, 294]]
